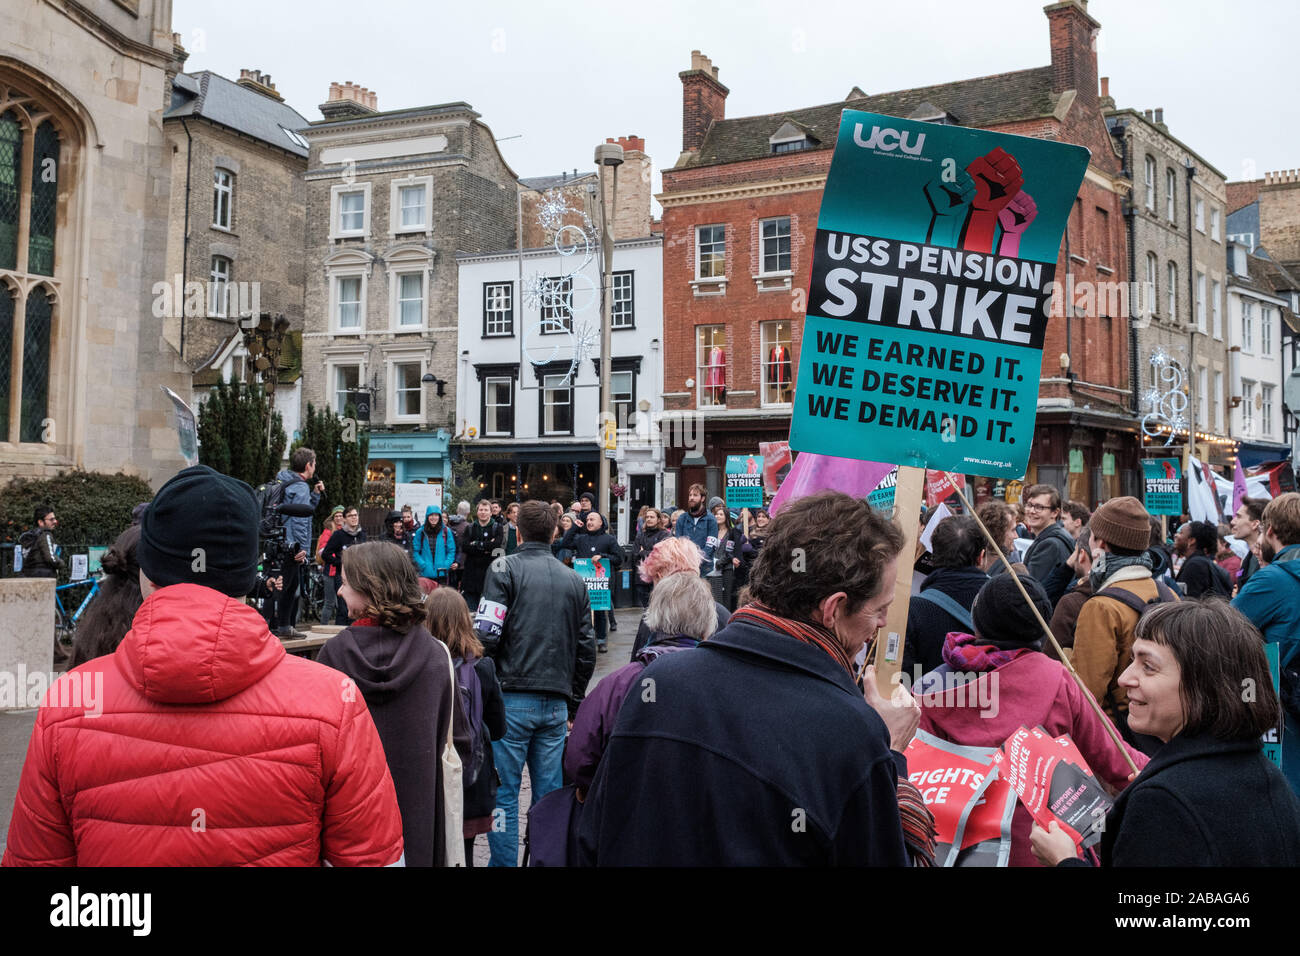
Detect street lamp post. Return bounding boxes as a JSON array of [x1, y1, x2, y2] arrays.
[[594, 141, 624, 520], [240, 311, 291, 442]]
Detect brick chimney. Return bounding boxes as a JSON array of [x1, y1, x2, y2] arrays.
[[319, 81, 379, 121], [680, 51, 728, 153], [604, 136, 652, 239], [236, 68, 284, 102], [1045, 1, 1100, 106]]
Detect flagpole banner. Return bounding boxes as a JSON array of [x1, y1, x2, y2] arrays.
[[1140, 458, 1182, 516], [575, 557, 611, 611], [725, 455, 765, 509], [788, 111, 1089, 477]]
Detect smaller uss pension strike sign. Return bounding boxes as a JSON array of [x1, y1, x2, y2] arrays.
[[789, 111, 1089, 478]]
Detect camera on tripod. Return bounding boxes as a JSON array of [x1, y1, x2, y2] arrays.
[[251, 500, 317, 598]]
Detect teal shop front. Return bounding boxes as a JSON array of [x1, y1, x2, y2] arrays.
[[366, 430, 452, 486]]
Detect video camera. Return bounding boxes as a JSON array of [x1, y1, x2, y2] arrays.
[[256, 500, 316, 582]]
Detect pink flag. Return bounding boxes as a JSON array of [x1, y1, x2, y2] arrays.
[[768, 452, 896, 516], [1233, 457, 1249, 516]]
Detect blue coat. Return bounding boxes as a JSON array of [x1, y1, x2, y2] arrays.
[[411, 508, 459, 580], [1232, 544, 1300, 793], [276, 468, 319, 555], [575, 617, 909, 866], [673, 510, 718, 565]]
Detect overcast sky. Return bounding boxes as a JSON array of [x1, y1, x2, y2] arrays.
[[173, 0, 1298, 208]]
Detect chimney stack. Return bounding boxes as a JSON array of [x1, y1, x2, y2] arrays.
[[679, 50, 729, 153], [602, 136, 653, 239], [237, 68, 284, 102], [1154, 107, 1164, 125], [1044, 1, 1100, 105], [320, 81, 379, 120]]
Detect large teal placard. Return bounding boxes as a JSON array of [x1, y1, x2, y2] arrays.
[[789, 110, 1089, 478]]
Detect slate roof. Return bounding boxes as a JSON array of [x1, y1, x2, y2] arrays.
[[680, 66, 1058, 168], [166, 71, 311, 158], [519, 170, 598, 191]]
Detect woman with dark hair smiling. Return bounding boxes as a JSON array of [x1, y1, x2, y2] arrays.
[[1031, 600, 1300, 867]]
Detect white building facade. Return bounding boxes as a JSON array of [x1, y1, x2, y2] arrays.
[[456, 235, 663, 541], [1226, 241, 1288, 458]]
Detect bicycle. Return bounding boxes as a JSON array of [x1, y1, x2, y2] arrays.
[[299, 564, 325, 625], [54, 574, 101, 650]]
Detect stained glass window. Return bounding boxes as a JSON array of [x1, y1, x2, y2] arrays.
[[0, 111, 20, 271], [20, 290, 50, 443], [28, 121, 59, 276]]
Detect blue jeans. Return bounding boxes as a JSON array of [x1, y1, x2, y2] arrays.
[[488, 691, 568, 867]]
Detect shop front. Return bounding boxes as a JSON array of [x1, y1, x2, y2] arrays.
[[664, 413, 791, 511], [366, 430, 452, 486], [460, 442, 601, 506]]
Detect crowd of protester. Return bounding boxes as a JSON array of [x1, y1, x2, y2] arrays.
[[5, 462, 1300, 869]]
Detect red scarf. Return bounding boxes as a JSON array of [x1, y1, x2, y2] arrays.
[[352, 616, 379, 628], [729, 601, 855, 678]]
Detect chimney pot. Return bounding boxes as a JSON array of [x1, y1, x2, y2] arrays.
[[1100, 76, 1109, 97], [1155, 107, 1164, 124]]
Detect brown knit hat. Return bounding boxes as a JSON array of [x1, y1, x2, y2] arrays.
[[1089, 496, 1151, 551]]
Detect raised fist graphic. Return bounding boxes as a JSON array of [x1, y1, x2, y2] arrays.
[[996, 190, 1037, 256], [962, 148, 1026, 253], [922, 170, 975, 247]]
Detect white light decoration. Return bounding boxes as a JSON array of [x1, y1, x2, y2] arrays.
[[521, 189, 602, 386], [1140, 347, 1189, 446]]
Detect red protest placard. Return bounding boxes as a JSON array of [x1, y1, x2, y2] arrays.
[[925, 470, 966, 508], [759, 440, 791, 495], [905, 730, 1015, 867], [992, 725, 1110, 850]]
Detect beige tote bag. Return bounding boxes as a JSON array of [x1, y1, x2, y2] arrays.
[[438, 639, 465, 867]]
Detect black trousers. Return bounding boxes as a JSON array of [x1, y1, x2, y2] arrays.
[[274, 562, 301, 630]]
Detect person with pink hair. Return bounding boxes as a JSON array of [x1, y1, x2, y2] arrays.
[[630, 536, 732, 661]]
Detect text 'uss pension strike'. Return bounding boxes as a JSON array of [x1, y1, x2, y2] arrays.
[[809, 229, 1054, 350]]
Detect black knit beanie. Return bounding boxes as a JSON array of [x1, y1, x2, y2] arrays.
[[970, 573, 1051, 650], [138, 465, 259, 597]]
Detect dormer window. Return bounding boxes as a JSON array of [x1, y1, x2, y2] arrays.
[[909, 102, 956, 125], [769, 121, 814, 155]]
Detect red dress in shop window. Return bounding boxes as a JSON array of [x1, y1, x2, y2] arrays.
[[705, 346, 726, 403]]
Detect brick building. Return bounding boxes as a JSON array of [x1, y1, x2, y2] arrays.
[[659, 0, 1136, 507], [163, 66, 310, 439], [1106, 106, 1232, 474], [299, 84, 519, 489]]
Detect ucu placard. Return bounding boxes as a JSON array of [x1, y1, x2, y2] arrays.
[[853, 124, 926, 156]]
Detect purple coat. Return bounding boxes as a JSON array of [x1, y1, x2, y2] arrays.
[[564, 635, 698, 792]]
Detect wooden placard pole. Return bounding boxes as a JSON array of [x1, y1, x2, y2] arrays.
[[869, 464, 925, 697], [945, 472, 1140, 776]]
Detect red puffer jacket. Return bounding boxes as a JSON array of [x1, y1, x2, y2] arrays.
[[2, 583, 404, 866]]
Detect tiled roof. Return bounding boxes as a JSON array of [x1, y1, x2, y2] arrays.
[[166, 71, 311, 158], [682, 66, 1057, 168]]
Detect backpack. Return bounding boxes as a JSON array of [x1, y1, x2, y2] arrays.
[[16, 529, 36, 574], [454, 656, 488, 787], [1094, 579, 1180, 618], [254, 476, 304, 537]]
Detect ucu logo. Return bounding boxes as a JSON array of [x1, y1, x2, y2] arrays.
[[853, 124, 925, 155]]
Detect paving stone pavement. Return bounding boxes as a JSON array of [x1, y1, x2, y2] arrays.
[[0, 605, 644, 865]]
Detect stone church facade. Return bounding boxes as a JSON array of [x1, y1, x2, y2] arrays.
[[1, 0, 191, 488]]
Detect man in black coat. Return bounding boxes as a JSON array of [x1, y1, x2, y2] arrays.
[[461, 499, 505, 611], [577, 491, 919, 866], [1021, 484, 1076, 589], [1174, 521, 1232, 599], [901, 515, 988, 680]]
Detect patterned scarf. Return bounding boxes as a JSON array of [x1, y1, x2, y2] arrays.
[[351, 616, 379, 628], [941, 631, 1034, 672], [1089, 550, 1152, 594], [729, 602, 854, 678]]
